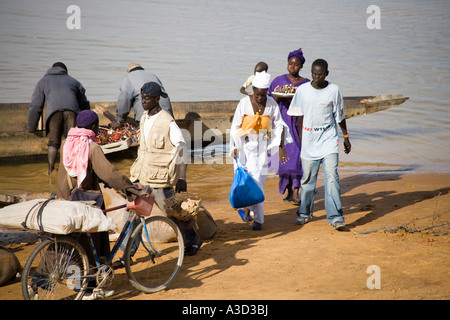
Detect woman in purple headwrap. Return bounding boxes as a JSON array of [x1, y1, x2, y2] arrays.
[[269, 48, 310, 205]]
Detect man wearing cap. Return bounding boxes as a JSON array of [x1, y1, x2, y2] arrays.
[[125, 81, 202, 256], [230, 71, 291, 230], [28, 62, 90, 175], [115, 63, 173, 127]]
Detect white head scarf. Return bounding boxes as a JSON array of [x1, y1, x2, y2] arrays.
[[252, 71, 271, 89]]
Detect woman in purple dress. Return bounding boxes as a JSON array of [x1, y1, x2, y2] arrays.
[[269, 48, 309, 205]]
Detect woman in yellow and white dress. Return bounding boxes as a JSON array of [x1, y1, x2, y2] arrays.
[[230, 71, 292, 230]]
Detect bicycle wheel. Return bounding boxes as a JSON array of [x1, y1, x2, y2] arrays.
[[125, 215, 184, 293], [21, 236, 89, 300]]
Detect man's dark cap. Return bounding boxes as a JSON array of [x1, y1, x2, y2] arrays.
[[141, 82, 168, 98]]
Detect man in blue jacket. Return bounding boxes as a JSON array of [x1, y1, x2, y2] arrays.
[[28, 62, 90, 175], [114, 63, 173, 127]]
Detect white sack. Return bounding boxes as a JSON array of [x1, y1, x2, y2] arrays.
[[0, 199, 116, 234]]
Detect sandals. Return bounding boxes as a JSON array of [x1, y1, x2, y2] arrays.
[[185, 240, 203, 256], [283, 195, 300, 206]]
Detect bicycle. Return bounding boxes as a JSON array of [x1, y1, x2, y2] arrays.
[[20, 193, 184, 300]]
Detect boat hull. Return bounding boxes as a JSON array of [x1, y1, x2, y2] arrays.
[[0, 95, 408, 163]]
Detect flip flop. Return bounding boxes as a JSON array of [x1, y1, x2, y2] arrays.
[[238, 209, 253, 222], [185, 240, 203, 256]]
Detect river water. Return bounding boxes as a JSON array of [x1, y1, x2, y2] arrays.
[[0, 0, 449, 196]]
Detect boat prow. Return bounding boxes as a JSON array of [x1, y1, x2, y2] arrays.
[[344, 94, 409, 118]]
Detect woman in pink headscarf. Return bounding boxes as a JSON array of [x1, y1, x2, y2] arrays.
[[57, 111, 139, 294], [56, 110, 151, 299], [58, 110, 135, 200]]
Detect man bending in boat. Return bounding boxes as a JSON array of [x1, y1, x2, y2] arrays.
[[27, 62, 90, 175]]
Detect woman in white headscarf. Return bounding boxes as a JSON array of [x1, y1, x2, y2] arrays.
[[230, 71, 292, 230]]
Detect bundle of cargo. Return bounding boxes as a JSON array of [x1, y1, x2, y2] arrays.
[[0, 198, 117, 234], [97, 123, 139, 154]]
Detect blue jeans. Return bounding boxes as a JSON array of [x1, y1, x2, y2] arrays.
[[297, 153, 345, 225]]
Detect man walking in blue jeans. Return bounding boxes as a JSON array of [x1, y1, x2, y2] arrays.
[[287, 59, 351, 230]]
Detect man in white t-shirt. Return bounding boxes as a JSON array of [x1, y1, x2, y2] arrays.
[[287, 59, 351, 230]]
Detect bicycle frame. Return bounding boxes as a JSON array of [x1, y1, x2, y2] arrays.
[[90, 204, 130, 267], [83, 203, 157, 267]]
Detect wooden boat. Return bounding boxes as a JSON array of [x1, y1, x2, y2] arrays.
[[0, 94, 408, 163]]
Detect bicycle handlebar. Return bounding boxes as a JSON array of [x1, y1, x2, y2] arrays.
[[126, 184, 153, 198]]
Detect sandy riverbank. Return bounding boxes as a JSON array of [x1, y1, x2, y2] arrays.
[[1, 168, 449, 300]]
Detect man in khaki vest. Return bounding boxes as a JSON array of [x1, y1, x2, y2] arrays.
[[116, 82, 201, 266]]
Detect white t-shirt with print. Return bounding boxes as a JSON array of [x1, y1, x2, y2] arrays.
[[287, 82, 345, 160]]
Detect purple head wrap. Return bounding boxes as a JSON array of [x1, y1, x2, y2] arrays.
[[77, 110, 99, 128], [288, 48, 305, 65]]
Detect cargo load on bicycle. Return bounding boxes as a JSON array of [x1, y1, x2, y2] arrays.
[[0, 198, 116, 235], [20, 193, 186, 300]]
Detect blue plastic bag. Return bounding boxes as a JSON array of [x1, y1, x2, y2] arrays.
[[229, 158, 265, 209]]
